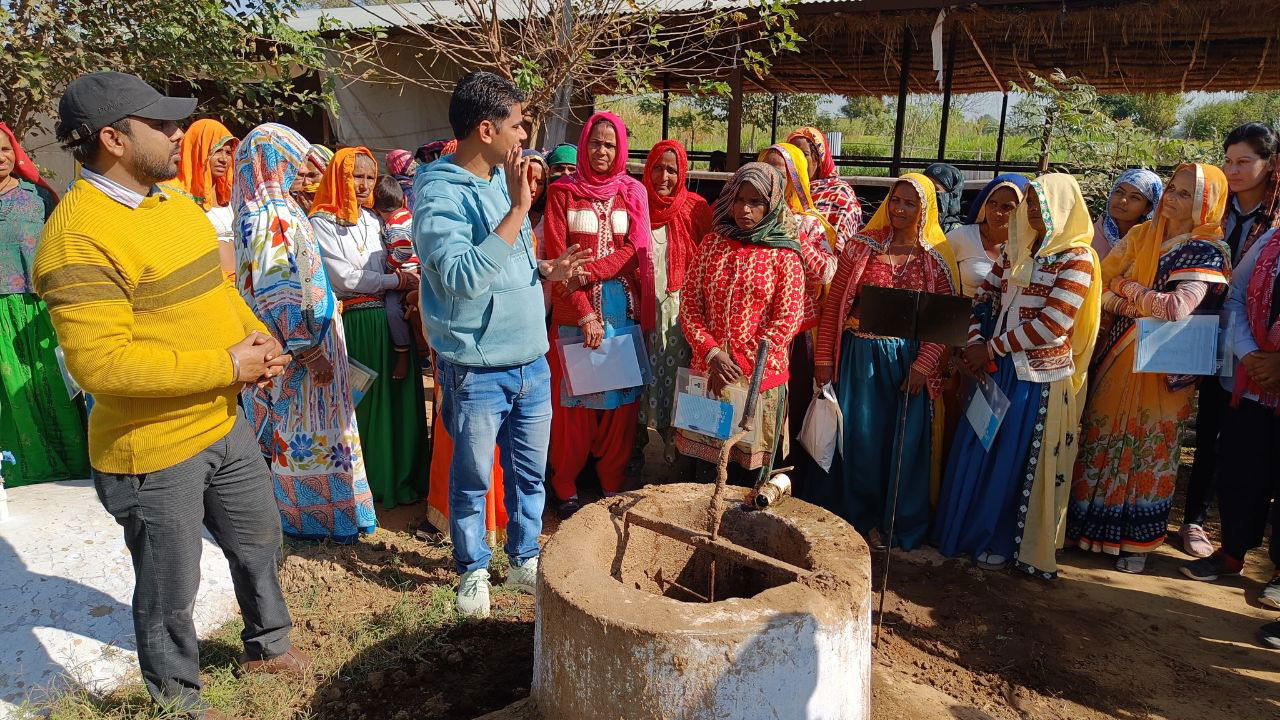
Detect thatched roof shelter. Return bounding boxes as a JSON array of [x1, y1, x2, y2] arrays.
[[661, 0, 1280, 96]]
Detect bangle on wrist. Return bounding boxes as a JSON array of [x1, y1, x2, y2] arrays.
[[227, 350, 241, 384]]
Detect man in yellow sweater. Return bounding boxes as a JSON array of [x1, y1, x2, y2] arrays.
[[33, 72, 307, 720]]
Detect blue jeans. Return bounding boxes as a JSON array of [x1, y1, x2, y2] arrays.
[[437, 355, 551, 574]]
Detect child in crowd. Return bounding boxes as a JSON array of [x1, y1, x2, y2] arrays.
[[373, 175, 418, 380]]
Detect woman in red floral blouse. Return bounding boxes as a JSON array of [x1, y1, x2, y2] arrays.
[[542, 112, 654, 518], [676, 162, 807, 481]]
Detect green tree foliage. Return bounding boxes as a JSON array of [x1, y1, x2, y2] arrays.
[[1097, 93, 1184, 136], [1012, 71, 1213, 214], [1, 0, 343, 138], [1181, 92, 1280, 141]]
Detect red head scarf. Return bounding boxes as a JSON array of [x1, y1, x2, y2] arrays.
[[643, 140, 711, 293], [0, 123, 56, 199], [308, 147, 377, 226], [552, 112, 655, 331], [176, 118, 238, 210]]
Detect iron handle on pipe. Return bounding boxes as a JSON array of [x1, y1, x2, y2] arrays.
[[738, 339, 770, 432]]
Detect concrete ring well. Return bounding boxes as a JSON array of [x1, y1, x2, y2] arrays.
[[532, 482, 872, 720]]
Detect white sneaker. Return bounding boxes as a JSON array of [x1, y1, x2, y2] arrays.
[[504, 557, 538, 596], [456, 568, 491, 618]]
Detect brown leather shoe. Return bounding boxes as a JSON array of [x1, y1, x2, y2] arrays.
[[239, 647, 312, 676]]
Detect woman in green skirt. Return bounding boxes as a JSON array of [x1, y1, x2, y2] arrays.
[[311, 146, 428, 507], [0, 123, 89, 486]]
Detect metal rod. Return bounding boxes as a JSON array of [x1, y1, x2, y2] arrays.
[[890, 26, 913, 177], [874, 289, 922, 647], [617, 508, 811, 581], [770, 93, 780, 145], [962, 21, 1004, 94], [661, 75, 671, 141], [994, 92, 1009, 172], [938, 24, 957, 160], [708, 338, 771, 600]]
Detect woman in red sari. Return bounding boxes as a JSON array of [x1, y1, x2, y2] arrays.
[[543, 112, 654, 518], [634, 140, 713, 472]]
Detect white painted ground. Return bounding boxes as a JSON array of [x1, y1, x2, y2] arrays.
[[0, 480, 239, 717]]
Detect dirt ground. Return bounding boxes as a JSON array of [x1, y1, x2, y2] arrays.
[[28, 425, 1279, 720], [325, 441, 1280, 720]]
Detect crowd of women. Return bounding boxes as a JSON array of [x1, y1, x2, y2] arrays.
[[3, 107, 1278, 631]]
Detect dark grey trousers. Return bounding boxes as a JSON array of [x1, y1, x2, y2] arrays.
[[94, 412, 292, 714]]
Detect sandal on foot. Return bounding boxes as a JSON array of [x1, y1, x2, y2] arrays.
[[977, 552, 1009, 571], [1116, 554, 1148, 574], [556, 498, 581, 520]]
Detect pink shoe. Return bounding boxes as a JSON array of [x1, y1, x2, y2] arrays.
[[1179, 524, 1215, 559]]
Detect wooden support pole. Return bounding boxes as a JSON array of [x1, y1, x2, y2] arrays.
[[890, 26, 913, 177], [770, 94, 780, 145], [617, 508, 812, 582], [661, 75, 671, 141], [994, 92, 1009, 172], [938, 24, 957, 160], [727, 66, 744, 171]]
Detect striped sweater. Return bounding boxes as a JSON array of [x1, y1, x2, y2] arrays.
[[970, 246, 1095, 383], [34, 180, 269, 474]]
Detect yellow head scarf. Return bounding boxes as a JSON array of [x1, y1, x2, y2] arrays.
[[759, 143, 838, 251], [1006, 173, 1101, 393], [859, 173, 960, 288], [1105, 163, 1229, 289]]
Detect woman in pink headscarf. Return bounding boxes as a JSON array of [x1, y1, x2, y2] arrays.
[[385, 149, 415, 199], [542, 112, 654, 518]]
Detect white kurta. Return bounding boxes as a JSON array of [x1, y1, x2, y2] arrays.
[[312, 208, 398, 299]]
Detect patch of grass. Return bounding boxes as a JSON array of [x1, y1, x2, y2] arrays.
[[15, 531, 530, 720]]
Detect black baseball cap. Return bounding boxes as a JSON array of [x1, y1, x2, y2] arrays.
[[56, 72, 197, 143]]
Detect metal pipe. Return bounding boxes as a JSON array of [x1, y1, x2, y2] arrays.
[[938, 24, 957, 160], [890, 26, 913, 177], [661, 75, 671, 141], [994, 92, 1009, 172], [770, 94, 780, 145], [753, 473, 792, 509]]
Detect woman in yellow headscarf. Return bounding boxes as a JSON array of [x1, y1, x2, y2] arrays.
[[935, 173, 1101, 578], [1067, 163, 1231, 574], [812, 173, 959, 550], [759, 143, 842, 476], [175, 118, 239, 280]]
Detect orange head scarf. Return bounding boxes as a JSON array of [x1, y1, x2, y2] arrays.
[[308, 147, 377, 226], [176, 119, 238, 210]]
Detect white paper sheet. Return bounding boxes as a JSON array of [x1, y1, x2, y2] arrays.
[[1133, 316, 1219, 376], [965, 373, 1009, 451], [562, 333, 644, 396]]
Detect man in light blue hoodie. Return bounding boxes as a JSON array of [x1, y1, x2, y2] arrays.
[[414, 71, 587, 617]]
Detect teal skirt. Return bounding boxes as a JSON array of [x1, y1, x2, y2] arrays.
[[831, 331, 933, 550]]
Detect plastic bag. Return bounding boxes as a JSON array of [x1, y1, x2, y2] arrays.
[[798, 382, 843, 472]]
